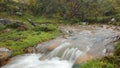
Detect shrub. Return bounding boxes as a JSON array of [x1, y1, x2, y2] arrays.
[[86, 16, 112, 24]]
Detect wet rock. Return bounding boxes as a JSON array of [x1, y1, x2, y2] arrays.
[[62, 35, 69, 39], [24, 47, 36, 53], [75, 55, 94, 64], [36, 38, 65, 53], [60, 29, 69, 34], [115, 26, 120, 31], [47, 43, 59, 51], [0, 48, 12, 66]]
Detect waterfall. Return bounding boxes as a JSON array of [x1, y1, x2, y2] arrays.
[[1, 48, 80, 68]]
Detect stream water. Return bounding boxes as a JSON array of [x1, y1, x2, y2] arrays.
[[1, 26, 120, 68]]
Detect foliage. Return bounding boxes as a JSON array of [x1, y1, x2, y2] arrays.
[[114, 40, 120, 56], [80, 60, 114, 68], [0, 25, 5, 31], [25, 0, 116, 21], [1, 0, 120, 24], [114, 13, 120, 22], [0, 0, 28, 16]]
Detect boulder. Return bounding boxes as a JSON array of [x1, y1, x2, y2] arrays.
[[24, 47, 36, 53], [0, 18, 28, 31], [0, 19, 11, 25], [47, 43, 59, 51], [0, 48, 12, 61], [0, 48, 12, 66], [16, 25, 28, 31], [75, 55, 94, 64]]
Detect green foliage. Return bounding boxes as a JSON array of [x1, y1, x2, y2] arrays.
[[80, 60, 114, 68], [114, 13, 120, 22], [0, 25, 5, 31], [116, 41, 120, 50], [0, 0, 28, 16], [72, 64, 81, 68], [114, 40, 120, 56], [87, 16, 112, 24], [27, 0, 115, 21], [1, 0, 120, 24], [103, 56, 120, 68], [0, 21, 60, 56], [0, 30, 60, 56]]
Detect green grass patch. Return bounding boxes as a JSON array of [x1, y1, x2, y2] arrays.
[[0, 24, 60, 56], [80, 60, 114, 68], [116, 40, 120, 50]]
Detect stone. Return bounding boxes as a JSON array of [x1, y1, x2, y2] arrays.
[[2, 29, 11, 33], [75, 55, 94, 64], [24, 47, 36, 53], [0, 48, 12, 66], [0, 48, 12, 61], [82, 22, 87, 25], [47, 43, 58, 51], [0, 18, 28, 31], [16, 25, 28, 31], [0, 19, 11, 25]]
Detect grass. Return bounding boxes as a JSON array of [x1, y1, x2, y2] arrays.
[[0, 12, 61, 56], [116, 40, 120, 50], [0, 26, 60, 56], [0, 12, 58, 26], [80, 60, 114, 68]]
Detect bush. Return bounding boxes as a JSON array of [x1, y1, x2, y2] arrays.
[[86, 16, 112, 24]]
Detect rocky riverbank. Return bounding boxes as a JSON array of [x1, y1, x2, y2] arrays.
[[0, 24, 120, 67]]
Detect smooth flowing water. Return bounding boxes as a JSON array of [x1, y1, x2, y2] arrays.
[[1, 26, 120, 68]]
